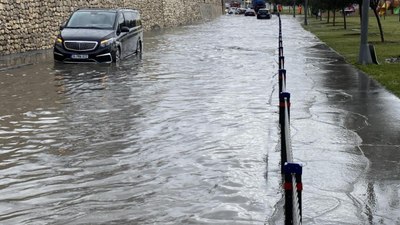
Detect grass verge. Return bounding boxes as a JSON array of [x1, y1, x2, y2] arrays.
[[301, 13, 400, 97]]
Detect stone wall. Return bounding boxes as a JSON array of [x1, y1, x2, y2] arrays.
[[0, 0, 223, 55]]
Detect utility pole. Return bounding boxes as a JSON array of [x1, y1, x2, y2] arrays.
[[304, 0, 308, 25], [358, 0, 373, 64]]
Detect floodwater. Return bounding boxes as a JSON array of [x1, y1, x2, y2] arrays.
[[0, 15, 399, 225]]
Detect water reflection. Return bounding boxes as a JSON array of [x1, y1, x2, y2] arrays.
[[0, 50, 51, 71], [366, 182, 376, 224], [305, 34, 400, 225], [51, 59, 143, 155]]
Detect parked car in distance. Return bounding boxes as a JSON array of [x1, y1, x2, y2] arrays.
[[257, 8, 271, 19], [54, 8, 143, 63], [236, 8, 247, 14], [228, 7, 237, 14], [244, 8, 256, 16]]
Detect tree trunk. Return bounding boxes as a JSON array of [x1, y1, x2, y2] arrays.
[[327, 10, 330, 23], [343, 7, 347, 29], [333, 10, 336, 26], [373, 8, 385, 42]]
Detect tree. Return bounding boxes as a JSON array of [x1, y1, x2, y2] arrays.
[[370, 0, 385, 42], [338, 0, 355, 29], [353, 0, 384, 42], [325, 0, 335, 23]]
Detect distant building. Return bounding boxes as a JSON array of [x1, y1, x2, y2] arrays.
[[223, 0, 244, 8]]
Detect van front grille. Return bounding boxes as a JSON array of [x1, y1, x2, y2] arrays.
[[64, 41, 98, 51]]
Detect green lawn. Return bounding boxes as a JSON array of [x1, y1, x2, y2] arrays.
[[301, 13, 400, 97]]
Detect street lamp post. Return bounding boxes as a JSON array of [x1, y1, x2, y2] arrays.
[[293, 0, 296, 18], [358, 0, 373, 64]]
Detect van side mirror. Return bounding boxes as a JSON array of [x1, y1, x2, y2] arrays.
[[120, 26, 129, 33], [60, 25, 65, 30]]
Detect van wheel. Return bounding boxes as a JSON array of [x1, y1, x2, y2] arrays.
[[136, 40, 142, 55], [113, 47, 121, 63]]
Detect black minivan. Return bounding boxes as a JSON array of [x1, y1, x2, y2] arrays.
[[54, 8, 143, 63]]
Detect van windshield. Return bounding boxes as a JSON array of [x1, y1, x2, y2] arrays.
[[66, 11, 116, 29]]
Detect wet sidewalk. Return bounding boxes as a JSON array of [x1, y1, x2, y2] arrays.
[[278, 15, 400, 224]]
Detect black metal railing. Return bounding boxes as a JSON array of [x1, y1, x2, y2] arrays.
[[277, 13, 302, 225]]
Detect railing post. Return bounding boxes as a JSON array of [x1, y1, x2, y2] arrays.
[[279, 69, 286, 94], [284, 165, 293, 225], [279, 56, 285, 70], [279, 92, 290, 126], [296, 168, 302, 224], [278, 13, 282, 30], [284, 163, 303, 225], [279, 92, 290, 172]]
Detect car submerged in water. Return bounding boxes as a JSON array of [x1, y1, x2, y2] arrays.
[[257, 8, 271, 19], [53, 8, 143, 63], [244, 8, 256, 16]]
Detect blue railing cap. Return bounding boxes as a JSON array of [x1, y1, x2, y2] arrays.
[[279, 92, 291, 99], [284, 162, 302, 174]]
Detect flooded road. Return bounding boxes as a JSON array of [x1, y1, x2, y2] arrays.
[[1, 15, 399, 224]]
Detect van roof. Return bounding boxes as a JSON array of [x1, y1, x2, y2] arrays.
[[76, 8, 139, 12]]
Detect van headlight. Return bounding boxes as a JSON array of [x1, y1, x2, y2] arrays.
[[55, 38, 63, 46], [100, 38, 114, 47]]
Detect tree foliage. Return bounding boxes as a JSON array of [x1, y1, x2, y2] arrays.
[[273, 0, 303, 5], [307, 0, 385, 42]]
